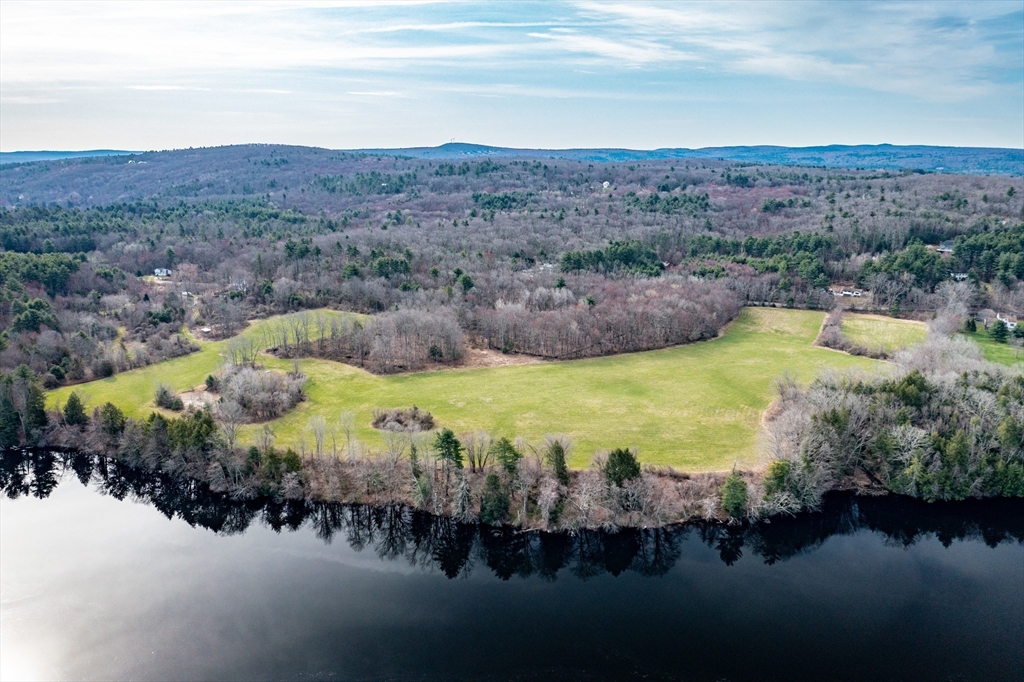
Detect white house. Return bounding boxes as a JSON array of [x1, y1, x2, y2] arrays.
[[154, 268, 171, 278]]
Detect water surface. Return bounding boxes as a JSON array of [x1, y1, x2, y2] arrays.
[[2, 450, 1022, 681]]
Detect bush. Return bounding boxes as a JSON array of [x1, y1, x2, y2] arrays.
[[154, 384, 181, 410], [94, 360, 115, 378], [721, 472, 748, 517], [605, 447, 641, 487], [763, 460, 792, 497], [372, 406, 434, 432], [219, 365, 306, 421]]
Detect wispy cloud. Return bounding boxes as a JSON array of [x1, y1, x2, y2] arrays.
[[572, 1, 1021, 100], [0, 1, 1020, 150]]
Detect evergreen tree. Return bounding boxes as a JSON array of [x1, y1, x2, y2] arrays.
[[479, 472, 509, 525], [720, 472, 749, 517], [545, 440, 570, 486], [24, 383, 47, 441], [63, 392, 88, 426], [490, 437, 522, 475], [989, 319, 1009, 343], [99, 403, 126, 437], [0, 389, 19, 447], [433, 428, 464, 469], [605, 447, 641, 487]]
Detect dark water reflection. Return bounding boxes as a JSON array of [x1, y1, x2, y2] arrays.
[[2, 449, 1023, 681]]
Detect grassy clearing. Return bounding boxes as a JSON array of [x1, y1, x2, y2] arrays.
[[49, 307, 887, 471], [840, 314, 928, 353], [244, 307, 879, 471], [47, 310, 361, 419], [965, 332, 1024, 367]]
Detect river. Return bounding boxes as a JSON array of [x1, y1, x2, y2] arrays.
[[1, 449, 1021, 681]]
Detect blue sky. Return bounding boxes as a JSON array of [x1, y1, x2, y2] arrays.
[[1, 1, 1022, 151]]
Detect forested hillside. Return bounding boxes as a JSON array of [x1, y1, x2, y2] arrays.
[[1, 145, 1022, 393]]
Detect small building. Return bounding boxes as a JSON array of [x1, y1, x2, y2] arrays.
[[996, 313, 1018, 331], [154, 268, 171, 278], [950, 272, 969, 281], [936, 240, 955, 254]]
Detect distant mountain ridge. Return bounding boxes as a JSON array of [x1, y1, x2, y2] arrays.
[[357, 142, 1024, 175], [0, 150, 137, 165], [1, 143, 1021, 175]]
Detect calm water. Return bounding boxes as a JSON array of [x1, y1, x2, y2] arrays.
[[1, 450, 1022, 682]]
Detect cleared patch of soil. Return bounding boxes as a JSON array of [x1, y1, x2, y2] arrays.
[[177, 387, 219, 410], [461, 347, 545, 369]]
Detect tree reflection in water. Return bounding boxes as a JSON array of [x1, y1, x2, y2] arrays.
[[4, 448, 1022, 579]]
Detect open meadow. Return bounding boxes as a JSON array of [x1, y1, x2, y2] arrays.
[[51, 307, 884, 471], [840, 313, 928, 353], [966, 331, 1024, 366]]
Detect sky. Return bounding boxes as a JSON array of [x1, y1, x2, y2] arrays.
[[1, 0, 1022, 152]]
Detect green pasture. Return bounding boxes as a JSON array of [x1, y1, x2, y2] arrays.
[[966, 331, 1024, 367], [840, 314, 928, 353], [48, 308, 883, 470], [47, 310, 360, 419], [49, 307, 895, 471]]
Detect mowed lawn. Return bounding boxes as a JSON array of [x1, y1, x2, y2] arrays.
[[49, 307, 882, 471], [966, 331, 1024, 367], [841, 313, 928, 353]]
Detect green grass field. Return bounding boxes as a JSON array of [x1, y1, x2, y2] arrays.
[[47, 310, 361, 419], [840, 314, 928, 353], [966, 331, 1024, 367], [52, 307, 885, 471]]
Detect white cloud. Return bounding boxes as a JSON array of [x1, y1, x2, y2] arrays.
[[572, 1, 1021, 101]]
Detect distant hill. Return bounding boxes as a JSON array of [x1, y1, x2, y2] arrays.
[[358, 143, 1024, 175], [0, 150, 137, 165], [1, 142, 1021, 209]]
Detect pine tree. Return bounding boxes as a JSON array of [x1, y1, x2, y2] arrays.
[[605, 447, 641, 487], [63, 392, 88, 426], [545, 440, 570, 486], [433, 428, 464, 469]]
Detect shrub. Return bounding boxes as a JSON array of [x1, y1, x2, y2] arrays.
[[94, 360, 115, 378], [154, 384, 182, 410], [763, 460, 792, 497], [605, 447, 641, 487], [219, 365, 305, 421], [721, 472, 748, 517], [372, 406, 434, 432]]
